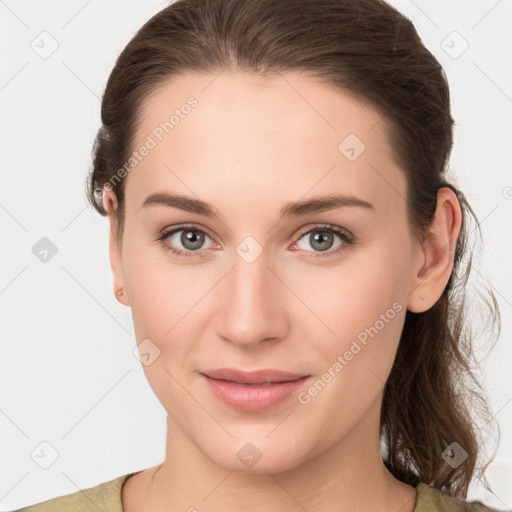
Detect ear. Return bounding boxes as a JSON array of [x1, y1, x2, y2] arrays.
[[102, 186, 129, 306], [407, 186, 462, 313]]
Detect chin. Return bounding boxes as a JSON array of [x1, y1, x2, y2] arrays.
[[202, 436, 309, 475]]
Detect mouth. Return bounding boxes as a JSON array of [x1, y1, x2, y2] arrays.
[[201, 368, 309, 384], [200, 368, 311, 411]]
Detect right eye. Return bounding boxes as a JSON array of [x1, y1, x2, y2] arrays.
[[157, 225, 217, 259]]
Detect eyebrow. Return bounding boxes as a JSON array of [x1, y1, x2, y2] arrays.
[[140, 192, 375, 219]]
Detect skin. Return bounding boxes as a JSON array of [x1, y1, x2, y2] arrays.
[[102, 70, 462, 511]]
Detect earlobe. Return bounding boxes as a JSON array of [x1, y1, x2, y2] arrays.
[[102, 186, 129, 307], [407, 187, 462, 313]]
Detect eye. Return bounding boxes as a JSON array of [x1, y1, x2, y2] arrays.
[[156, 224, 217, 259], [292, 224, 354, 258]]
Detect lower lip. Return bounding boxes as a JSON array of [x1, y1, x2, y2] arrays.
[[202, 374, 310, 411]]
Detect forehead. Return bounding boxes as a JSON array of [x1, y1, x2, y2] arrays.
[[125, 71, 406, 219]]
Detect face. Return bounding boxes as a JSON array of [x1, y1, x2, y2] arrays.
[[108, 70, 425, 474]]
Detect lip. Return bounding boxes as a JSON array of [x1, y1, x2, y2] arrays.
[[201, 368, 311, 412], [201, 368, 308, 384]]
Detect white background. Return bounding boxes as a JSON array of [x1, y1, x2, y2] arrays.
[[1, 0, 511, 510]]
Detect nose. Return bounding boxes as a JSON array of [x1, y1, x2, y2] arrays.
[[215, 247, 287, 348]]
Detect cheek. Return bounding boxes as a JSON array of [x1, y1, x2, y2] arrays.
[[296, 248, 408, 392], [292, 248, 406, 337], [122, 242, 215, 381], [296, 264, 407, 425], [121, 236, 198, 332]]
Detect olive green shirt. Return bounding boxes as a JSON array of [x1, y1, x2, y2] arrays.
[[11, 472, 506, 511]]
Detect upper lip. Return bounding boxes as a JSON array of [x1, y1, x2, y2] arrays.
[[201, 368, 309, 384]]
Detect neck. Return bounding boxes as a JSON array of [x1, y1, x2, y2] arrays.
[[141, 409, 417, 512]]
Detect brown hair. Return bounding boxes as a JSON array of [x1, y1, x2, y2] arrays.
[[85, 0, 501, 498]]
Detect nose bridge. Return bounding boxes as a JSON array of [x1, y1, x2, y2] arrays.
[[217, 240, 282, 345], [229, 241, 271, 311]]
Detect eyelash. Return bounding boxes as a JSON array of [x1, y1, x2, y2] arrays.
[[156, 223, 355, 260]]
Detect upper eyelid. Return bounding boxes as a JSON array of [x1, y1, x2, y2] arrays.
[[161, 223, 216, 242], [296, 224, 351, 237]]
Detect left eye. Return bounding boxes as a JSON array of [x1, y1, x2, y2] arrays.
[[293, 225, 353, 257]]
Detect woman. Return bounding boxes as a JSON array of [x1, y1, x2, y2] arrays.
[[14, 0, 506, 510]]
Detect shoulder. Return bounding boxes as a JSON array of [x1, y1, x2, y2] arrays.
[[415, 483, 509, 512], [11, 473, 136, 512]]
